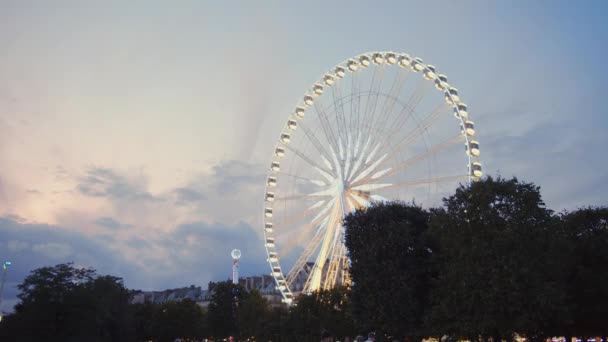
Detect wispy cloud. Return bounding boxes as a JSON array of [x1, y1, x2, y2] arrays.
[[77, 167, 159, 202], [94, 216, 134, 229]]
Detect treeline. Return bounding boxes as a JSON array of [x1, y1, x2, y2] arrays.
[[0, 177, 606, 342], [0, 263, 352, 342], [344, 176, 608, 342]]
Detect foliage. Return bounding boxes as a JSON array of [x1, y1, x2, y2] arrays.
[[427, 176, 567, 341], [238, 289, 272, 340], [560, 207, 608, 338], [0, 263, 133, 342], [289, 286, 355, 342], [206, 281, 248, 339], [344, 202, 434, 340]]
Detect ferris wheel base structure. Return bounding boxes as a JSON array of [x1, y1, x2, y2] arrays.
[[262, 51, 483, 304]]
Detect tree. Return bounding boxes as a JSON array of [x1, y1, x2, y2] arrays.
[[344, 202, 434, 341], [428, 176, 566, 341], [289, 286, 355, 342], [238, 289, 271, 340], [207, 281, 247, 339], [152, 299, 207, 342], [560, 207, 608, 340], [0, 263, 133, 342]]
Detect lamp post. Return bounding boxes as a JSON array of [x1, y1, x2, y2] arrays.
[[231, 249, 241, 285], [0, 261, 12, 319]]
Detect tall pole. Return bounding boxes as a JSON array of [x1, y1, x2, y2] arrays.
[[231, 249, 241, 285], [0, 261, 11, 313]]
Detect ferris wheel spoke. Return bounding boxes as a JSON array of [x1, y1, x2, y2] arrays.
[[360, 66, 386, 140], [306, 206, 343, 293], [285, 222, 326, 286], [283, 144, 335, 179], [331, 81, 349, 149], [368, 175, 469, 192], [277, 198, 333, 229], [274, 191, 332, 202], [323, 231, 345, 290], [353, 133, 465, 186], [385, 79, 433, 138], [347, 136, 373, 181], [312, 103, 341, 157], [348, 191, 370, 209], [370, 69, 410, 139], [351, 72, 361, 147], [385, 102, 450, 160], [299, 121, 337, 168], [350, 152, 388, 184], [280, 213, 328, 266], [276, 171, 331, 187]]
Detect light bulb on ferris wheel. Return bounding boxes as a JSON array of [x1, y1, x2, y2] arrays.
[[262, 51, 483, 304]]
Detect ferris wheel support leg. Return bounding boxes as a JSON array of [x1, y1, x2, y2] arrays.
[[307, 210, 341, 293]]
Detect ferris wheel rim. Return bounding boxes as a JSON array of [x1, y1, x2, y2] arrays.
[[262, 51, 482, 304]]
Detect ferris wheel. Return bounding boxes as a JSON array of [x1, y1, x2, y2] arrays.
[[262, 51, 482, 304]]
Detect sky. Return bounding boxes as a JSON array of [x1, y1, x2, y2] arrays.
[[1, 0, 607, 312]]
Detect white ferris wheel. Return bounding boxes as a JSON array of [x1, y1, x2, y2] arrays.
[[262, 51, 482, 304]]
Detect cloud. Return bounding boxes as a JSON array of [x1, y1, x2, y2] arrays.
[[159, 220, 268, 284], [94, 216, 133, 229], [173, 187, 205, 206], [77, 167, 158, 202], [31, 242, 74, 259]]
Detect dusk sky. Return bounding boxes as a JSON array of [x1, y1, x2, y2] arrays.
[[1, 0, 607, 312]]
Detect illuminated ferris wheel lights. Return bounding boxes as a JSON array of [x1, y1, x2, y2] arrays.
[[287, 119, 298, 130], [280, 133, 291, 143], [359, 55, 371, 67], [268, 256, 278, 262], [411, 57, 425, 71], [313, 84, 324, 95], [265, 225, 274, 234], [323, 74, 336, 86], [435, 74, 449, 90], [335, 66, 346, 78], [372, 52, 385, 64], [448, 87, 460, 102], [424, 65, 437, 80], [265, 192, 275, 202], [265, 208, 273, 218], [455, 103, 469, 118], [304, 95, 315, 105], [467, 141, 481, 157], [398, 54, 412, 67], [471, 162, 483, 178], [385, 52, 397, 64], [295, 106, 305, 119], [463, 121, 476, 136]]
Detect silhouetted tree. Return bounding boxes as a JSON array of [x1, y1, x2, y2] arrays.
[[428, 177, 566, 342], [289, 286, 355, 342], [0, 263, 133, 342], [344, 202, 433, 341], [207, 281, 247, 339], [560, 207, 608, 341], [238, 289, 271, 340]]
